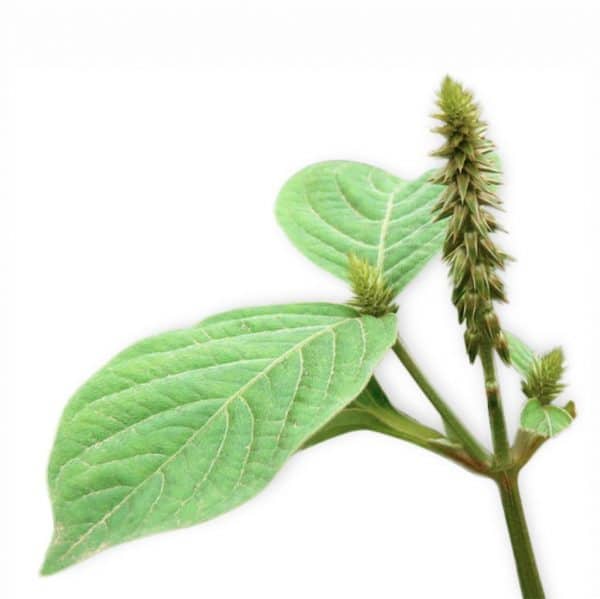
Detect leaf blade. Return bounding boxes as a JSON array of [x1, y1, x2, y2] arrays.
[[520, 399, 573, 438], [43, 304, 396, 574], [276, 161, 446, 293]]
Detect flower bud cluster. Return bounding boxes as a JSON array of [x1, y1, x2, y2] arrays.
[[347, 253, 398, 317], [522, 348, 566, 405]]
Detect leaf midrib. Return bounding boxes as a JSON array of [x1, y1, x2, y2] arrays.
[[376, 187, 395, 270]]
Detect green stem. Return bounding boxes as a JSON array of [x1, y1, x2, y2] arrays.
[[479, 343, 510, 465], [361, 381, 489, 475], [512, 429, 547, 469], [496, 471, 546, 598], [392, 337, 490, 466], [302, 377, 487, 474]]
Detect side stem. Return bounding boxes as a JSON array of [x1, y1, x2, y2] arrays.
[[479, 343, 510, 465], [392, 337, 490, 466], [496, 471, 545, 598]]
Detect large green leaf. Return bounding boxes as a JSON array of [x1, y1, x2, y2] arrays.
[[43, 304, 396, 574], [276, 161, 445, 293], [303, 377, 444, 449]]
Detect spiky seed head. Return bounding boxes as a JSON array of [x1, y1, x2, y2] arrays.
[[431, 76, 511, 364], [522, 348, 566, 405], [347, 253, 397, 317]]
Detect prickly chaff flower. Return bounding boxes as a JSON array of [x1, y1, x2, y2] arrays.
[[347, 253, 397, 317], [431, 76, 511, 363]]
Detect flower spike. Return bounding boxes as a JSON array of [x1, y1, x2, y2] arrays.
[[431, 76, 511, 364]]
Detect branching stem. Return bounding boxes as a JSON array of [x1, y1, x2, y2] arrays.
[[388, 334, 549, 598], [392, 337, 490, 466]]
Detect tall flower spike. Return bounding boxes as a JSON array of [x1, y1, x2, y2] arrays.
[[431, 77, 511, 364], [347, 253, 398, 317]]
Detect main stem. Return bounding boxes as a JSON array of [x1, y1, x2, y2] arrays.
[[392, 337, 490, 465], [391, 336, 546, 596], [496, 471, 545, 598], [480, 344, 545, 597], [479, 343, 510, 465]]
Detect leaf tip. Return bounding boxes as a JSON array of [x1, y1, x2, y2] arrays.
[[40, 549, 62, 577]]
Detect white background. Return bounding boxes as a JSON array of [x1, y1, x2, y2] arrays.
[[2, 1, 599, 597]]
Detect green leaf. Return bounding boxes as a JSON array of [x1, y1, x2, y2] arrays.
[[43, 304, 396, 574], [520, 399, 573, 438], [303, 377, 444, 449], [276, 161, 446, 294], [506, 332, 536, 378]]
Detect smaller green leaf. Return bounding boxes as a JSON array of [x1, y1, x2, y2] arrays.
[[276, 161, 446, 295], [506, 332, 536, 378], [520, 399, 573, 438]]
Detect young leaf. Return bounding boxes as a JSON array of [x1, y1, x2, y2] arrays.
[[276, 161, 446, 294], [520, 399, 573, 438], [303, 377, 444, 449], [43, 304, 396, 574], [506, 332, 536, 378]]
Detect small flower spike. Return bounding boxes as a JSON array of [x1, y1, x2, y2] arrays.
[[347, 253, 398, 317], [522, 348, 566, 405]]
